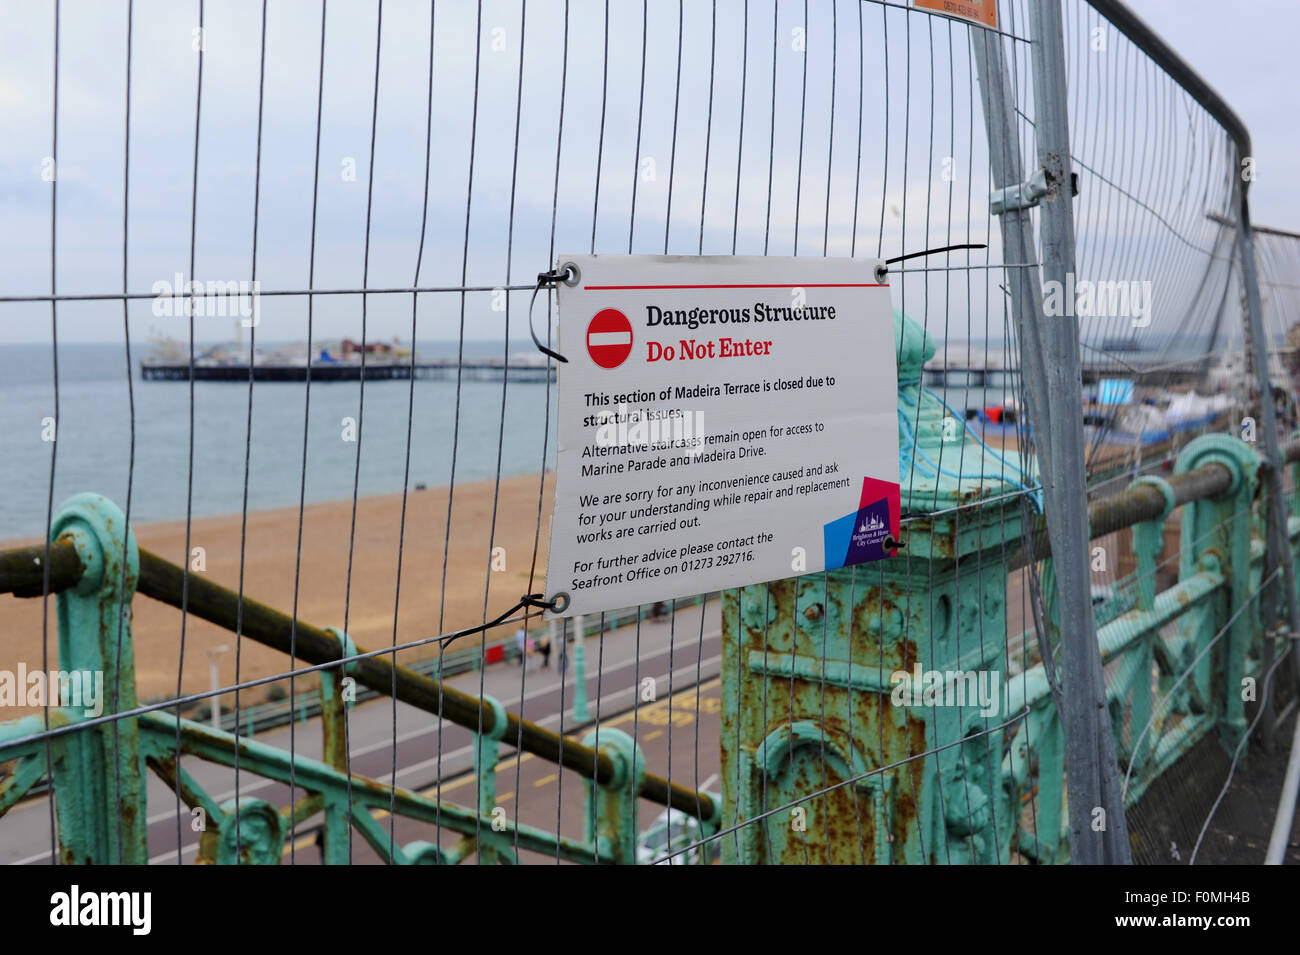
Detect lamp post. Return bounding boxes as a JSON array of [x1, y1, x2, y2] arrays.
[[573, 615, 588, 722], [207, 644, 229, 731]]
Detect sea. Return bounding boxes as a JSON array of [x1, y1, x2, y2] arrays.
[[0, 340, 556, 541], [0, 332, 1251, 541]]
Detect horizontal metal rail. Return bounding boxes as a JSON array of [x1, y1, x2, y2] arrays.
[[6, 437, 1294, 821], [0, 459, 1242, 597], [1086, 465, 1234, 538], [1008, 461, 1232, 570], [1006, 437, 1300, 570], [0, 541, 717, 822], [0, 540, 86, 596]]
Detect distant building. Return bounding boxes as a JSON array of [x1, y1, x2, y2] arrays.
[[340, 338, 396, 357]]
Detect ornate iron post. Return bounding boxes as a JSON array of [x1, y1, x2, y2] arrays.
[[1173, 435, 1260, 753], [581, 727, 644, 864], [48, 493, 147, 864], [720, 313, 1029, 863]]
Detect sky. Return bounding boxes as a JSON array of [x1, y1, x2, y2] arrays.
[[0, 0, 1294, 346], [1124, 0, 1300, 231]]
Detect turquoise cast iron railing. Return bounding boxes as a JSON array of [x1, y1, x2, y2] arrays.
[[1, 313, 1294, 864], [0, 493, 721, 864], [716, 313, 1298, 864], [196, 594, 709, 741]]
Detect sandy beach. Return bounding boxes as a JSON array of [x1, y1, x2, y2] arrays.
[[0, 473, 555, 713], [0, 426, 1151, 718], [0, 427, 1022, 715]]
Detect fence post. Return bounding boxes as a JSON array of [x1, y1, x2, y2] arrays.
[[972, 11, 1112, 867], [48, 493, 147, 864], [1024, 0, 1131, 863], [1236, 203, 1300, 692], [581, 727, 644, 864]]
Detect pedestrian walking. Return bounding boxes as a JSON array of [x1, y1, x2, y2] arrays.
[[538, 633, 552, 670], [515, 627, 527, 667]]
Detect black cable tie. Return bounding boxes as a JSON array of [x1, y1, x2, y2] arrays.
[[520, 592, 562, 612], [528, 267, 571, 364], [536, 267, 572, 287], [881, 242, 988, 269]]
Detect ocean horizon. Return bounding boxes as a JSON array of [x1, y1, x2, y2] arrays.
[[0, 340, 556, 541]]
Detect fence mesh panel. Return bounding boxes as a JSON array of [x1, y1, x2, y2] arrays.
[[0, 0, 1295, 867]]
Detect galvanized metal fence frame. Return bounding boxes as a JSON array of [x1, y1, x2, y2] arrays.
[[1054, 0, 1299, 862], [0, 0, 1296, 865]]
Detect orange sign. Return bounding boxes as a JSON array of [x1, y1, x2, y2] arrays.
[[912, 0, 998, 30]]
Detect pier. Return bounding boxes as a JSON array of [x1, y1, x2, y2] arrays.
[[140, 358, 556, 383]]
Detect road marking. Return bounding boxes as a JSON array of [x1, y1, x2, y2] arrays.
[[135, 665, 723, 865], [283, 833, 317, 857], [268, 684, 727, 862], [384, 654, 722, 783], [9, 611, 722, 864], [122, 632, 724, 836], [344, 628, 720, 760], [609, 677, 722, 731]]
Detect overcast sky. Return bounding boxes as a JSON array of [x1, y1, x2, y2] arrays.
[[1, 0, 1294, 345], [1129, 0, 1300, 226]]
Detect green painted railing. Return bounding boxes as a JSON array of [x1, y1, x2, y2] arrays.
[[0, 493, 721, 864], [715, 313, 1298, 865], [1, 318, 1294, 864], [1004, 435, 1293, 862], [184, 594, 709, 740]]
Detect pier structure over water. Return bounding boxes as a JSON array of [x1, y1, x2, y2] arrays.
[[140, 358, 556, 383]]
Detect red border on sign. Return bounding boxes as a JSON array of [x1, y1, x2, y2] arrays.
[[582, 283, 891, 290]]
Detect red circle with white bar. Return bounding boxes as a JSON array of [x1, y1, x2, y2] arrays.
[[586, 308, 634, 368]]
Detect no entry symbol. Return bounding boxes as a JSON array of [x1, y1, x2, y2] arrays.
[[586, 309, 634, 369]]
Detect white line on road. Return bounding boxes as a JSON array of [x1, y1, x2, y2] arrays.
[[139, 651, 723, 865], [389, 653, 723, 783], [8, 629, 721, 867]]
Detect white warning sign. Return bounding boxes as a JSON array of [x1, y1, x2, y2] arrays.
[[544, 254, 900, 618]]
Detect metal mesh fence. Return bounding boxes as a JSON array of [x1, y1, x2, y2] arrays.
[[0, 0, 1295, 866]]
